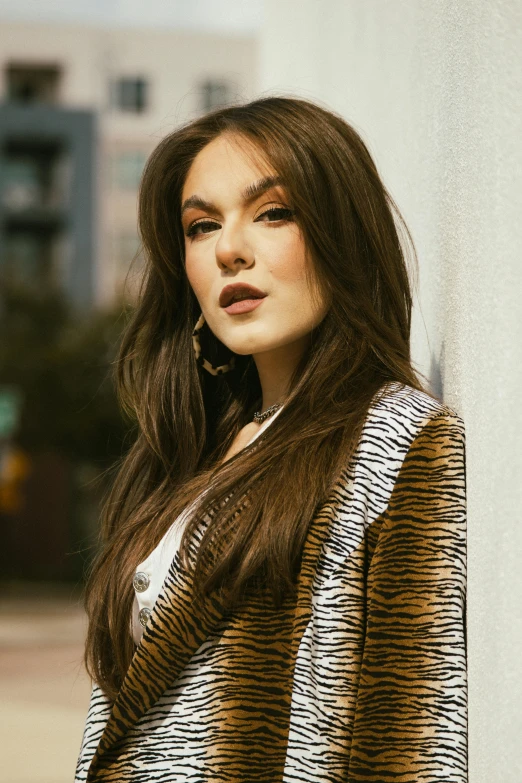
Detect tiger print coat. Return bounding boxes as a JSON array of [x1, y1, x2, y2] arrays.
[[76, 382, 467, 782]]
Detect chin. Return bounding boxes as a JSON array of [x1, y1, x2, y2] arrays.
[[226, 342, 266, 356], [218, 328, 273, 357], [221, 334, 276, 356]]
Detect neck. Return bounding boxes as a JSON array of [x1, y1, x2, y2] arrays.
[[252, 335, 309, 412]]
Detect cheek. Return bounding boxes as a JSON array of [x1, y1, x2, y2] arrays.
[[270, 236, 328, 322], [185, 251, 211, 302], [266, 231, 308, 283], [268, 233, 323, 310]]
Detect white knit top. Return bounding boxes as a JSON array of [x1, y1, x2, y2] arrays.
[[131, 406, 284, 645]]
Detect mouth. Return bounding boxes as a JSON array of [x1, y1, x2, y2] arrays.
[[219, 283, 268, 309], [222, 297, 266, 315]]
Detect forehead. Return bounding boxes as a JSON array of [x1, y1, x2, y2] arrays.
[[182, 134, 276, 199]]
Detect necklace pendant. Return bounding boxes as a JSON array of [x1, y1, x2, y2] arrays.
[[252, 402, 283, 424]]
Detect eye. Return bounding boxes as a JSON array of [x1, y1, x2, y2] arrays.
[[186, 219, 220, 238], [255, 206, 294, 223]]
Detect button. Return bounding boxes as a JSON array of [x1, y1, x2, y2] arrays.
[[138, 607, 152, 628], [133, 572, 150, 593]]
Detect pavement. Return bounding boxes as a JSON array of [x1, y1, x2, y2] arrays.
[[0, 586, 92, 783]]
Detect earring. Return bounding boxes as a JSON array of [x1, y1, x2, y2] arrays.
[[192, 312, 236, 376]]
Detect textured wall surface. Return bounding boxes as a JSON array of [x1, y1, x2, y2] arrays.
[[260, 1, 522, 779]]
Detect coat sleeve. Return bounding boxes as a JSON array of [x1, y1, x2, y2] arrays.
[[348, 411, 467, 782], [75, 683, 113, 782]]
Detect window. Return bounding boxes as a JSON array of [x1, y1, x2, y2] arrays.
[[2, 158, 42, 210], [199, 79, 231, 113], [110, 151, 147, 190], [6, 64, 61, 104], [1, 140, 70, 211], [1, 139, 70, 292], [112, 77, 148, 113]]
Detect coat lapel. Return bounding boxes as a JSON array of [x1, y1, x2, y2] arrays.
[[86, 481, 347, 781], [86, 518, 232, 779]]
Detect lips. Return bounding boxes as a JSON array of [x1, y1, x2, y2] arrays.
[[219, 283, 267, 308]]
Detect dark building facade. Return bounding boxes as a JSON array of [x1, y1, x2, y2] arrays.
[[0, 103, 96, 307]]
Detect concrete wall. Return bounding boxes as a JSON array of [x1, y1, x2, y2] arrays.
[[259, 1, 522, 779]]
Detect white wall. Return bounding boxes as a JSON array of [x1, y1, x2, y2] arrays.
[[260, 1, 522, 779]]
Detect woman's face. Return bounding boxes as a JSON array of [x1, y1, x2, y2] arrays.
[[181, 133, 329, 359]]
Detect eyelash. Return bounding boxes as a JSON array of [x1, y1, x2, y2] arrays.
[[185, 207, 294, 238]]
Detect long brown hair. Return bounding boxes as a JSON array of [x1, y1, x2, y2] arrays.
[[84, 96, 433, 699]]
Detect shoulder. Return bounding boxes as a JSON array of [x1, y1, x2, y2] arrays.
[[348, 382, 465, 499], [366, 381, 464, 443], [323, 383, 465, 566]]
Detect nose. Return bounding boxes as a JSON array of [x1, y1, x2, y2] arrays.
[[215, 220, 255, 272]]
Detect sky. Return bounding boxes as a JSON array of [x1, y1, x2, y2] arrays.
[[0, 0, 262, 33]]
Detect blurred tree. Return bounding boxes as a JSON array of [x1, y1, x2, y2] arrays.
[[0, 282, 132, 464], [0, 283, 134, 581]]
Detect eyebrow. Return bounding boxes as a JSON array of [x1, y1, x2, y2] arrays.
[[180, 175, 283, 217]]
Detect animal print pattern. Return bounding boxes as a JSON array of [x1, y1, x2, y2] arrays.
[[76, 382, 467, 782]]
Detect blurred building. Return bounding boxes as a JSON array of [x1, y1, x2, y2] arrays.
[[0, 20, 257, 306], [0, 19, 257, 583]]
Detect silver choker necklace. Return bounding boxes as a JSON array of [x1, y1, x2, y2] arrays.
[[252, 402, 283, 424]]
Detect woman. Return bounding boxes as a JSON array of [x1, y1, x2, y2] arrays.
[[76, 97, 467, 782]]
